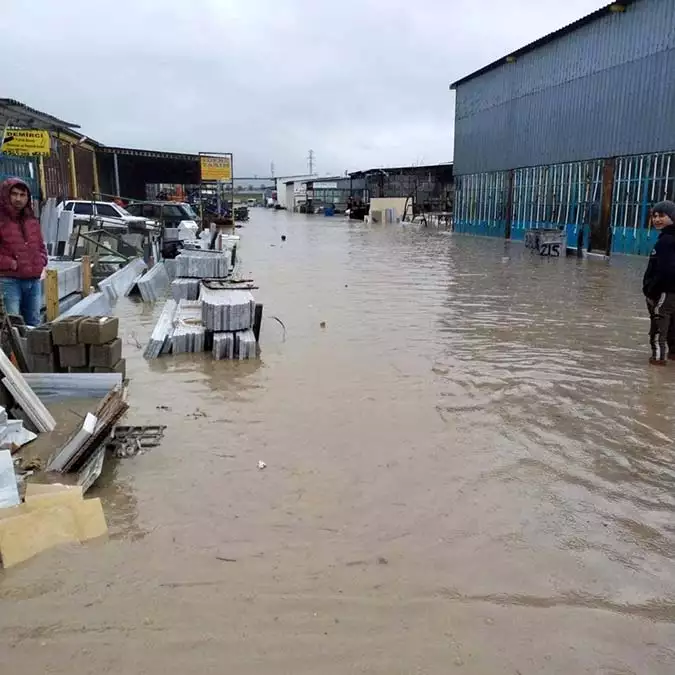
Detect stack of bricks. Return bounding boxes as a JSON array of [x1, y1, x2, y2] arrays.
[[26, 317, 126, 378]]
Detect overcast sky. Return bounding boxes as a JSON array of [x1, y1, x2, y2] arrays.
[[3, 0, 607, 177]]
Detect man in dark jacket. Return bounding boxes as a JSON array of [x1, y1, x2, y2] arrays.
[[0, 178, 48, 326], [642, 200, 675, 365]]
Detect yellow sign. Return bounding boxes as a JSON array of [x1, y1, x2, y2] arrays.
[[1, 129, 51, 156], [200, 154, 232, 181]]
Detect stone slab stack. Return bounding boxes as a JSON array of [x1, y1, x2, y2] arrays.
[[170, 301, 205, 354], [175, 250, 230, 279], [200, 287, 256, 332], [136, 262, 170, 302], [171, 278, 201, 302], [143, 300, 177, 359]]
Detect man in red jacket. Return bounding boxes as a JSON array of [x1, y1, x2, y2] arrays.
[[0, 178, 48, 326]]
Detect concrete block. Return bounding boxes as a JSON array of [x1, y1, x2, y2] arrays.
[[31, 353, 56, 373], [0, 506, 79, 568], [89, 338, 122, 368], [51, 316, 85, 346], [26, 326, 53, 355], [58, 343, 88, 368], [93, 358, 126, 379], [78, 317, 119, 345]]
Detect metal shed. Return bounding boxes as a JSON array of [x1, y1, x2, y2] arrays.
[[450, 0, 675, 255]]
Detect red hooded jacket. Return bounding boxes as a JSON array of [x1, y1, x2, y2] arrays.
[[0, 178, 47, 280]]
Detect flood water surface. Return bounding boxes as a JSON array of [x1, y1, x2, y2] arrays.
[[2, 210, 675, 674]]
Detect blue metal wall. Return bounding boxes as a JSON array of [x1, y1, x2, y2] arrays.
[[611, 151, 675, 254], [454, 0, 675, 175], [453, 149, 675, 256]]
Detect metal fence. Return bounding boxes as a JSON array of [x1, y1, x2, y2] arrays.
[[512, 160, 603, 249], [454, 171, 508, 237], [454, 150, 675, 255], [611, 151, 675, 255]]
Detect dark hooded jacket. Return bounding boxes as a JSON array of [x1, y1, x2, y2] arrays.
[[0, 178, 47, 280], [643, 224, 675, 300]]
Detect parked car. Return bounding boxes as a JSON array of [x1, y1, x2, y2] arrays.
[[125, 201, 199, 228], [62, 200, 152, 231]]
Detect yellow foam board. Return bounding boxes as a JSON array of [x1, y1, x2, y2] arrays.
[[24, 489, 84, 511], [24, 483, 83, 499], [73, 498, 108, 541], [0, 506, 78, 568]]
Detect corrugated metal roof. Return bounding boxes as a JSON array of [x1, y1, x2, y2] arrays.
[[350, 163, 453, 178], [0, 98, 80, 131], [449, 1, 636, 89], [452, 0, 675, 174], [99, 146, 200, 161]]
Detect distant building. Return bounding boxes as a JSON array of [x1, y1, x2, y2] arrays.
[[349, 164, 454, 215], [451, 0, 675, 255], [274, 175, 316, 210]]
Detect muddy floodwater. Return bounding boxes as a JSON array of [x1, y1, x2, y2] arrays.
[[2, 210, 675, 673]]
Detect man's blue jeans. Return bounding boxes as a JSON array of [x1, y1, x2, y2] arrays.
[[1, 277, 42, 326]]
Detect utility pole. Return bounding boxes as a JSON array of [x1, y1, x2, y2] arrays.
[[270, 161, 275, 178], [308, 149, 315, 175]]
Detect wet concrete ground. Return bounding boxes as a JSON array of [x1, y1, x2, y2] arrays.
[[1, 209, 674, 673]]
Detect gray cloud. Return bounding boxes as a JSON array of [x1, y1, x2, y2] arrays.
[[2, 0, 607, 176]]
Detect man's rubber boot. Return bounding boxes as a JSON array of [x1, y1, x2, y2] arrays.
[[649, 358, 667, 366]]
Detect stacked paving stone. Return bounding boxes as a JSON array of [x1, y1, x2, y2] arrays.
[[234, 330, 257, 360], [26, 316, 125, 378], [143, 300, 177, 359], [201, 286, 257, 361], [170, 278, 201, 302], [212, 332, 234, 360], [136, 262, 170, 302], [170, 301, 205, 354], [200, 287, 256, 332], [175, 250, 230, 279], [143, 250, 259, 360]]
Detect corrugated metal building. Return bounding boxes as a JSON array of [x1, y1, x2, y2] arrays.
[[451, 0, 675, 255], [350, 164, 454, 214]]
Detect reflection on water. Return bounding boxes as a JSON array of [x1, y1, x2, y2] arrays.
[[1, 210, 674, 672]]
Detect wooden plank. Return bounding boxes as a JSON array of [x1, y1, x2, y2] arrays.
[[0, 348, 56, 432], [81, 255, 91, 297], [45, 269, 59, 322]]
